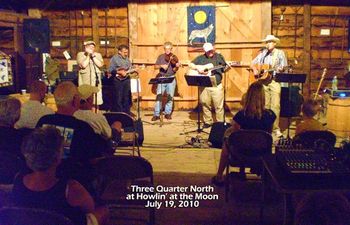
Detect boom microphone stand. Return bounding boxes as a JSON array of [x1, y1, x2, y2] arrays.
[[90, 54, 100, 113]]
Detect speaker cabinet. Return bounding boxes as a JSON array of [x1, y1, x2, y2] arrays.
[[23, 19, 50, 53]]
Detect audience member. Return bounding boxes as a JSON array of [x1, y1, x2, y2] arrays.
[[0, 97, 28, 156], [74, 84, 112, 140], [36, 81, 108, 162], [15, 80, 54, 129], [12, 127, 109, 225], [295, 99, 325, 135], [211, 82, 276, 186], [295, 192, 350, 225]]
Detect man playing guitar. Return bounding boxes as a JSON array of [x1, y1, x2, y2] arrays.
[[189, 42, 228, 129], [151, 42, 180, 121], [109, 45, 132, 114], [250, 34, 288, 138]]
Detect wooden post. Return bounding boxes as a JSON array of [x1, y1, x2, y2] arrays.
[[303, 3, 311, 96], [91, 8, 100, 50]]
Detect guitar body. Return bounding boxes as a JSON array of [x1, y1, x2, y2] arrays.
[[187, 63, 226, 76], [249, 64, 273, 84]]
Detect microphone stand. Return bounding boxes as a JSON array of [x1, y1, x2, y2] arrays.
[[90, 54, 100, 113]]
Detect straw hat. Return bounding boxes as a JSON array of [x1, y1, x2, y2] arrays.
[[83, 40, 96, 46]]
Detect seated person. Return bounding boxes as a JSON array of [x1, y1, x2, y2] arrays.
[[212, 81, 276, 186], [295, 99, 325, 135], [36, 81, 109, 163], [295, 192, 350, 225], [12, 127, 109, 225], [15, 80, 54, 129], [0, 97, 29, 156], [74, 84, 112, 140]]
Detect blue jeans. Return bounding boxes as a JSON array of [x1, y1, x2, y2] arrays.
[[154, 79, 176, 116]]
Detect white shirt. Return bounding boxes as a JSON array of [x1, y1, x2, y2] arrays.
[[73, 110, 112, 139], [15, 100, 54, 129]]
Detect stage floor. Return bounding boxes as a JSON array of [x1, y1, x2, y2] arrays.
[[126, 109, 329, 174]]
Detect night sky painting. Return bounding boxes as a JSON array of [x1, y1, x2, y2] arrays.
[[187, 5, 216, 48]]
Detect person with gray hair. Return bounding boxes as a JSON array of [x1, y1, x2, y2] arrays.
[[12, 127, 109, 225], [15, 80, 54, 129], [36, 81, 109, 163], [0, 97, 27, 156]]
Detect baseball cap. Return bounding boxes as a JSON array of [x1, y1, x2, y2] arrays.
[[203, 42, 214, 52], [78, 84, 99, 100]]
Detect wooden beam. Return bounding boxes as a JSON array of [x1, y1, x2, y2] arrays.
[[303, 3, 311, 96], [91, 8, 100, 49]]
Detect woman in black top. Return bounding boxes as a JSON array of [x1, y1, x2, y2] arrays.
[[212, 81, 276, 186], [12, 127, 109, 225]]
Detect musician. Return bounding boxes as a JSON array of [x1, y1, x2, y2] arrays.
[[189, 42, 227, 129], [77, 40, 104, 107], [151, 42, 180, 121], [250, 34, 288, 138], [109, 45, 132, 114]]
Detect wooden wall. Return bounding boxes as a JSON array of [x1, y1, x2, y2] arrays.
[[272, 5, 350, 95], [41, 8, 128, 70], [0, 10, 27, 92], [129, 1, 271, 110]]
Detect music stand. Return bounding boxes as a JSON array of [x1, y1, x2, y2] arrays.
[[182, 75, 214, 135], [275, 73, 306, 139], [148, 76, 175, 127]]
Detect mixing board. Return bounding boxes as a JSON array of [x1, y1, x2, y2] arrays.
[[276, 151, 350, 175]]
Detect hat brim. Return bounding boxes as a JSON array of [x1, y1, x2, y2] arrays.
[[262, 38, 280, 43]]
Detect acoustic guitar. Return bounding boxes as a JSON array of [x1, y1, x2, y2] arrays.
[[248, 64, 275, 84], [187, 63, 229, 76]]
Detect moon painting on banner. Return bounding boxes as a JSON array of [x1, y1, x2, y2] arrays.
[[187, 6, 216, 47]]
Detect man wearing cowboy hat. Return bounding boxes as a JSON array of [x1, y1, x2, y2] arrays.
[[251, 34, 288, 138], [189, 42, 228, 129], [77, 40, 104, 108]]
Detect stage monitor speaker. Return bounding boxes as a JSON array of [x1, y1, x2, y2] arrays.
[[280, 86, 303, 117], [208, 122, 231, 148], [23, 19, 50, 53]]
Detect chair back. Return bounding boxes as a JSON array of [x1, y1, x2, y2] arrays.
[[0, 151, 25, 184], [0, 207, 74, 225], [293, 130, 336, 149], [104, 112, 135, 130], [227, 129, 272, 166], [94, 155, 153, 180]]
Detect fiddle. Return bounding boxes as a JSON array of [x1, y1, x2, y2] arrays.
[[165, 53, 179, 72]]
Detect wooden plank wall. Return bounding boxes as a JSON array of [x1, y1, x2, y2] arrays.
[[129, 1, 271, 110], [0, 10, 28, 92], [273, 5, 350, 95], [41, 8, 128, 70]]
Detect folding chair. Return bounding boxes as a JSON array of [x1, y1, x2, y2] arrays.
[[93, 155, 155, 225], [104, 112, 140, 156], [225, 129, 272, 202], [0, 207, 74, 225]]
